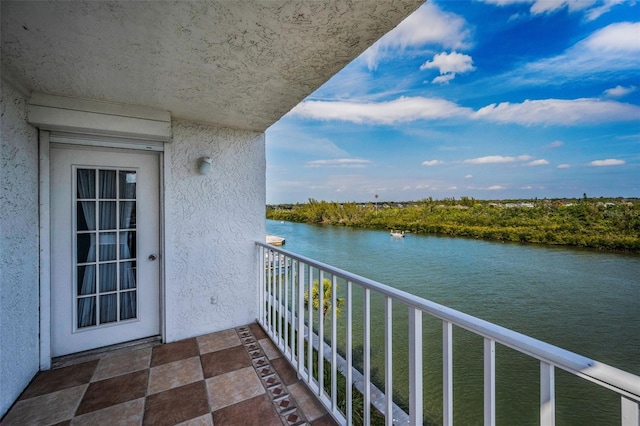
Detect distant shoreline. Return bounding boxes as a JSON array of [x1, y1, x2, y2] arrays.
[[266, 197, 640, 254]]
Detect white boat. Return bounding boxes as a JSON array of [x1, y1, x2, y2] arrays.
[[390, 230, 404, 238]]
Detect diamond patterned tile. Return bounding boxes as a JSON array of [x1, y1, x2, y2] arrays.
[[148, 356, 203, 395], [19, 360, 97, 400], [1, 385, 86, 426], [76, 370, 147, 416], [143, 381, 210, 426], [200, 345, 251, 378], [150, 338, 199, 367], [196, 329, 241, 355]]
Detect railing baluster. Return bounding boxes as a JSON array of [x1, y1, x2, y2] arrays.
[[331, 275, 338, 412], [364, 288, 371, 425], [409, 307, 423, 426], [268, 250, 273, 333], [284, 255, 289, 355], [289, 260, 296, 360], [443, 321, 453, 426], [385, 296, 393, 426], [259, 246, 265, 327], [318, 270, 325, 397], [278, 254, 283, 346], [346, 280, 353, 426], [540, 361, 555, 426], [297, 261, 305, 376], [484, 338, 496, 426], [622, 396, 640, 426], [307, 267, 313, 383]]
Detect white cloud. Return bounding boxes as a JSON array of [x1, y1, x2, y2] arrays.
[[420, 51, 475, 84], [479, 0, 623, 20], [361, 3, 471, 70], [585, 0, 627, 21], [422, 160, 444, 166], [465, 174, 473, 178], [588, 159, 626, 166], [526, 159, 550, 166], [548, 140, 564, 148], [464, 155, 532, 164], [512, 22, 640, 84], [557, 164, 571, 169], [290, 97, 471, 124], [474, 98, 640, 125], [431, 74, 457, 84], [306, 158, 371, 168], [487, 185, 506, 190], [604, 85, 637, 98]]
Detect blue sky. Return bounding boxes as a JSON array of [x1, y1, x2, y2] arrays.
[[266, 0, 640, 204]]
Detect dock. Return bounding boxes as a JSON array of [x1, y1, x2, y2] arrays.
[[266, 235, 285, 246]]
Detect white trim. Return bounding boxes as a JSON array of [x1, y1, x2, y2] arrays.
[[50, 132, 164, 152], [41, 137, 167, 363], [28, 93, 171, 142], [39, 130, 52, 370]]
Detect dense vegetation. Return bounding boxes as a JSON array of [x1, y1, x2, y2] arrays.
[[267, 197, 640, 253]]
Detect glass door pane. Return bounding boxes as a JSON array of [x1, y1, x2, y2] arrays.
[[75, 167, 138, 329]]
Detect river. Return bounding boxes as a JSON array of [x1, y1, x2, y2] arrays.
[[266, 220, 639, 425]]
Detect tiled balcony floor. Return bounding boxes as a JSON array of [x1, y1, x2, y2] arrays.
[[1, 323, 337, 426]]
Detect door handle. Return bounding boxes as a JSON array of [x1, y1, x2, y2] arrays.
[[148, 254, 157, 261]]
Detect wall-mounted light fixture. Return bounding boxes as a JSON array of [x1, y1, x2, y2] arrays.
[[198, 157, 212, 175]]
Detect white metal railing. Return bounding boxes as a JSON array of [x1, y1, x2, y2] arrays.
[[256, 242, 640, 426]]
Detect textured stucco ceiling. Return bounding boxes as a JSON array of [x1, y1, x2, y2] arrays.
[[1, 1, 423, 132]]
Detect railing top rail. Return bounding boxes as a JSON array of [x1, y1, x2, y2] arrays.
[[257, 241, 640, 400]]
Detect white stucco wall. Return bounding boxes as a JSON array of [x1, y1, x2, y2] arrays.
[[0, 80, 40, 417], [164, 120, 265, 342]]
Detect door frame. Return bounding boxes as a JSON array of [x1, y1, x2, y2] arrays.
[[38, 130, 167, 369]]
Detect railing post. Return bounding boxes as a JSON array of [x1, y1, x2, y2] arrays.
[[318, 271, 325, 397], [443, 321, 453, 426], [346, 280, 353, 426], [385, 296, 393, 426], [540, 362, 555, 426], [484, 338, 496, 426], [297, 261, 305, 375], [409, 307, 423, 426], [268, 250, 273, 332], [278, 254, 283, 346], [622, 396, 640, 426], [331, 275, 338, 412], [258, 246, 264, 326], [284, 255, 289, 352], [307, 267, 313, 382], [364, 288, 371, 425]]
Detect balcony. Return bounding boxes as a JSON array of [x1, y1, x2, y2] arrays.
[[257, 242, 640, 426], [1, 324, 336, 426]]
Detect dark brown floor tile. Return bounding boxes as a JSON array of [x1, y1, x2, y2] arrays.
[[249, 323, 268, 340], [200, 346, 251, 378], [75, 370, 148, 415], [143, 380, 210, 426], [151, 338, 199, 367], [311, 414, 339, 425], [212, 394, 281, 426], [270, 357, 299, 385], [19, 360, 98, 400]]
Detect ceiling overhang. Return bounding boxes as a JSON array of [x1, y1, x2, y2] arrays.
[[2, 1, 423, 132]]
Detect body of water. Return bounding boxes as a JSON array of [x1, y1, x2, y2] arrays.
[[266, 220, 640, 425]]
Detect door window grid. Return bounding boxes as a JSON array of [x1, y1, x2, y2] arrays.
[[75, 168, 138, 329]]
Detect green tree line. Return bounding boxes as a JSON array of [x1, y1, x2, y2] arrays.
[[267, 197, 640, 253]]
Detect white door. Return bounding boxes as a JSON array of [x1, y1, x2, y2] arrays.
[[50, 145, 160, 357]]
